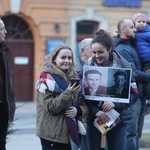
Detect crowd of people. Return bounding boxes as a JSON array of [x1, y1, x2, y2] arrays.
[[35, 12, 150, 150], [0, 12, 150, 150]]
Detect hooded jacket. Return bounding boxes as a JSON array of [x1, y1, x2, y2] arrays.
[[36, 64, 88, 144], [135, 24, 150, 62]]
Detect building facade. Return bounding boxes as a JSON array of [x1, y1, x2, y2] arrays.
[[0, 0, 149, 101]]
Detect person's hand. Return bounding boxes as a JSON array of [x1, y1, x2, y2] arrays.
[[95, 110, 110, 123], [67, 82, 81, 93], [102, 101, 115, 112], [65, 106, 77, 118]]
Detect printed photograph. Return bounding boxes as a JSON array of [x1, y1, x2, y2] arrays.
[[82, 65, 132, 103]]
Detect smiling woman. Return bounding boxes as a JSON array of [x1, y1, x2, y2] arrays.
[[53, 48, 73, 72], [83, 29, 138, 150], [35, 44, 89, 150]]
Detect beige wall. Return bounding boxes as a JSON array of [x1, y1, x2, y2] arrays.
[[67, 0, 150, 32]]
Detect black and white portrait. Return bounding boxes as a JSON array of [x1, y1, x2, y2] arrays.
[[83, 66, 132, 103], [107, 69, 130, 99]]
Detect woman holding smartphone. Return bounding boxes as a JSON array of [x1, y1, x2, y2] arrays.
[[84, 29, 138, 150], [35, 44, 88, 150]]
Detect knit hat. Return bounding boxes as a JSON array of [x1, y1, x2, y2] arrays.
[[132, 13, 147, 23]]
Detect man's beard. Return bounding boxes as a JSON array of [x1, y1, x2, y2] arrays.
[[128, 36, 136, 46]]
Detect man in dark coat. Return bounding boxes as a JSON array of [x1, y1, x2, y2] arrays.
[[0, 19, 15, 150], [114, 19, 150, 150], [107, 71, 129, 98]]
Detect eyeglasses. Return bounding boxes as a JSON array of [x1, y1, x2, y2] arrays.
[[0, 27, 6, 32]]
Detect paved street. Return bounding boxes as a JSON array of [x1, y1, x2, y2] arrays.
[[6, 102, 150, 150], [6, 102, 41, 150]]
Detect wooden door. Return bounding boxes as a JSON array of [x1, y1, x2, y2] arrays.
[[6, 41, 34, 101]]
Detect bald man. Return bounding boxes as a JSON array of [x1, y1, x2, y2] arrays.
[[114, 19, 150, 150]]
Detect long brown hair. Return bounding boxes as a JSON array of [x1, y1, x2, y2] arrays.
[[43, 44, 77, 81]]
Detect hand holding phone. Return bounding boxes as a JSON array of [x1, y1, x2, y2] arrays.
[[70, 78, 80, 87]]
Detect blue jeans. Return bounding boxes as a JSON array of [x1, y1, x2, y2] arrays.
[[71, 135, 88, 150], [80, 135, 88, 150], [125, 98, 145, 150], [70, 138, 79, 150], [86, 121, 127, 150]]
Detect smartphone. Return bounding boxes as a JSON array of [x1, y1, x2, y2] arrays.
[[70, 78, 80, 87]]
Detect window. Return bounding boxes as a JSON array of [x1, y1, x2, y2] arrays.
[[77, 22, 97, 34], [76, 21, 98, 57], [77, 21, 98, 41]]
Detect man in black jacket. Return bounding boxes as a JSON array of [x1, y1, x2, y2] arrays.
[[0, 19, 15, 150]]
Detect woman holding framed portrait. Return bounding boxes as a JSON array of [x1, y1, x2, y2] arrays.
[[84, 29, 138, 150]]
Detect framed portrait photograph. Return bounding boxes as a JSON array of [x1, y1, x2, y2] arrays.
[[82, 65, 132, 103]]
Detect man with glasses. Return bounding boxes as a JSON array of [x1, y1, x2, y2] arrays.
[[0, 18, 15, 150]]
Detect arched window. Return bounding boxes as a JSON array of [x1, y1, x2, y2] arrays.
[[2, 15, 33, 40]]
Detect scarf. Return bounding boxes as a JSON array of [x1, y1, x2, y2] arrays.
[[35, 72, 80, 148]]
